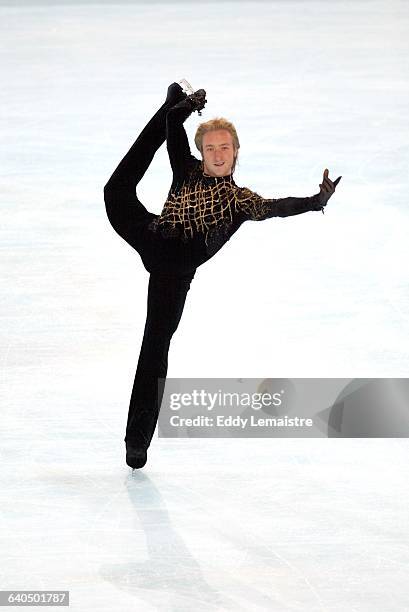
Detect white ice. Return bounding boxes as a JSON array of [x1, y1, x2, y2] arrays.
[[1, 1, 409, 610]]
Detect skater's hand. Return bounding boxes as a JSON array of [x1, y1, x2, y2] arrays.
[[318, 169, 342, 206], [171, 88, 207, 116], [186, 89, 207, 114]]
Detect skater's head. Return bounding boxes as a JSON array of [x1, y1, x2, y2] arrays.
[[195, 117, 240, 177]]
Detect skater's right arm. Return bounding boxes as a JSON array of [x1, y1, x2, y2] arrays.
[[166, 98, 202, 186]]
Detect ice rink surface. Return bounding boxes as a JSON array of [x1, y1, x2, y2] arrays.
[[1, 0, 409, 610]]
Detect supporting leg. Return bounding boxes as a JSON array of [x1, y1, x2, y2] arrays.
[[125, 271, 195, 452]]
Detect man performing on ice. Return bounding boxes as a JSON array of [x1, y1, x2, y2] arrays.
[[104, 81, 341, 469]]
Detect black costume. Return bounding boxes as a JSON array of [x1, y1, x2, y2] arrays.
[[104, 84, 326, 455]]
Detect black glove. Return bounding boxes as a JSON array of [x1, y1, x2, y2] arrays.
[[317, 169, 342, 208], [186, 89, 207, 115], [165, 82, 187, 106], [167, 88, 207, 119]]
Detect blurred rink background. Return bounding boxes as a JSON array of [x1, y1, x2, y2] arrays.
[[1, 1, 409, 610]]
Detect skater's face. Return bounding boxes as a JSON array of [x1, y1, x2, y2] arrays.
[[202, 130, 236, 177]]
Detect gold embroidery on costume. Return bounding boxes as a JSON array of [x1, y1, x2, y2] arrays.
[[148, 167, 274, 246]]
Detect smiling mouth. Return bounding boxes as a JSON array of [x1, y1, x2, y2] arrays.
[[214, 162, 224, 166]]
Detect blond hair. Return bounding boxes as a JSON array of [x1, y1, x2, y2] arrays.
[[194, 117, 240, 173]]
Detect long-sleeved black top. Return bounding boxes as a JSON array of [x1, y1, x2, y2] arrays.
[[105, 98, 325, 277], [147, 100, 325, 273]]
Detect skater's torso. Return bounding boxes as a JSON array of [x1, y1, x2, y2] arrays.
[[147, 159, 262, 264], [144, 100, 322, 276]]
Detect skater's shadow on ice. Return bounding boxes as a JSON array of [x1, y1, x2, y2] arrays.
[[98, 472, 231, 610]]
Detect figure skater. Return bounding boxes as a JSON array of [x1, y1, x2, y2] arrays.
[[104, 82, 341, 469]]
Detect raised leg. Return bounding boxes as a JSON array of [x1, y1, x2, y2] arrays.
[[104, 83, 186, 252]]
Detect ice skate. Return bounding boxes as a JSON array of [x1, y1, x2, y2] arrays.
[[165, 82, 187, 106], [126, 441, 147, 469]]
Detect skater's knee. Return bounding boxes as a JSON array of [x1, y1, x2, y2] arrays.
[[104, 179, 118, 196]]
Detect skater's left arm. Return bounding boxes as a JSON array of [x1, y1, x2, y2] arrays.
[[240, 169, 342, 220]]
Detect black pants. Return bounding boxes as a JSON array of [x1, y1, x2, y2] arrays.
[[125, 272, 193, 448], [104, 98, 195, 449]]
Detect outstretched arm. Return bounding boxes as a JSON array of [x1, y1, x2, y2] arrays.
[[240, 169, 342, 220]]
